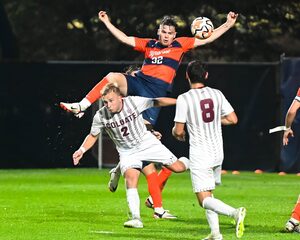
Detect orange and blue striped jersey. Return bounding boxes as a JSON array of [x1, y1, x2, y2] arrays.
[[134, 37, 195, 85]]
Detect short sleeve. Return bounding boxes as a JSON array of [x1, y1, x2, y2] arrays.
[[175, 37, 196, 52], [220, 92, 234, 117], [133, 37, 151, 52], [90, 113, 103, 136], [174, 94, 188, 123]]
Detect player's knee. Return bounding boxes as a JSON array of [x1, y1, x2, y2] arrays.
[[106, 72, 124, 82]]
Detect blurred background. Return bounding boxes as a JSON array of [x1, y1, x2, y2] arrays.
[[1, 0, 300, 172]]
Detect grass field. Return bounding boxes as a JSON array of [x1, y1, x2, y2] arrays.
[[0, 168, 299, 240]]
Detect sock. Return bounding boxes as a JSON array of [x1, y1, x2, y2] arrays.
[[85, 77, 109, 104], [291, 195, 300, 221], [126, 188, 140, 219], [158, 167, 172, 191], [202, 196, 236, 218], [205, 209, 220, 235], [154, 207, 165, 215], [146, 172, 162, 208], [79, 98, 91, 111]]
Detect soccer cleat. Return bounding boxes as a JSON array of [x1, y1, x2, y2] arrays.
[[235, 207, 246, 238], [108, 167, 121, 192], [60, 102, 84, 118], [295, 225, 300, 233], [123, 218, 143, 228], [285, 218, 299, 232], [145, 196, 154, 209], [202, 233, 223, 240], [153, 210, 177, 219]]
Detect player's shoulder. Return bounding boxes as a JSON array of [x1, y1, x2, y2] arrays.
[[173, 37, 195, 45], [206, 86, 223, 95]]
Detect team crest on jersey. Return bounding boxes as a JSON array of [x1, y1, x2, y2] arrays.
[[149, 49, 171, 58]]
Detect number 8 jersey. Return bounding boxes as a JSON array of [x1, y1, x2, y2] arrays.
[[174, 87, 234, 167], [90, 96, 153, 151]]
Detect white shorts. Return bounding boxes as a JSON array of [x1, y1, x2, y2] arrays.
[[190, 165, 222, 193], [119, 132, 178, 175]]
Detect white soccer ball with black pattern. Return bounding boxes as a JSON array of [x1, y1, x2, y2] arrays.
[[191, 17, 214, 39]]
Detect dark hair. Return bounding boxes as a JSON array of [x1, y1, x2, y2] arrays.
[[186, 60, 208, 84], [160, 16, 178, 29], [101, 83, 121, 96]]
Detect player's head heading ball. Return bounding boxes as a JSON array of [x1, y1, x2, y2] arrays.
[[186, 60, 208, 84]]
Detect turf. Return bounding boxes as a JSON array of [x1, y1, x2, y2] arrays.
[[0, 168, 299, 240]]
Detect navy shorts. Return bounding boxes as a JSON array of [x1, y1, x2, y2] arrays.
[[124, 72, 170, 125]]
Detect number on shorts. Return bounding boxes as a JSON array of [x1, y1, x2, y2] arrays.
[[200, 99, 214, 123]]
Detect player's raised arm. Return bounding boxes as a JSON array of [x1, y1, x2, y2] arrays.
[[194, 11, 238, 47], [98, 11, 135, 47]]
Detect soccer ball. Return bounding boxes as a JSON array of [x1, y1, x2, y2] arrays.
[[191, 17, 214, 39]]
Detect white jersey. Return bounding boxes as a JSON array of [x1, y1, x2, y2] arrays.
[[174, 87, 234, 167], [91, 96, 153, 151]]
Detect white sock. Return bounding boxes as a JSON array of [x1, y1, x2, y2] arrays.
[[205, 209, 220, 235], [202, 196, 236, 218], [79, 98, 91, 111], [154, 207, 164, 214], [126, 188, 140, 219], [178, 157, 189, 170]]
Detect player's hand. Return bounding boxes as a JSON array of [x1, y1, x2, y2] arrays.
[[151, 130, 162, 140], [283, 128, 294, 146], [226, 11, 238, 27], [176, 134, 186, 142], [98, 11, 109, 23], [73, 149, 83, 165]]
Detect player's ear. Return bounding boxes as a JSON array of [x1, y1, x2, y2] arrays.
[[173, 32, 177, 39]]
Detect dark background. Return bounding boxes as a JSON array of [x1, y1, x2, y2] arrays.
[[0, 61, 282, 171]]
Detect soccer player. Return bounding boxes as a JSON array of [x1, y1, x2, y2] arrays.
[[72, 83, 189, 228], [60, 10, 238, 196], [283, 87, 300, 233], [172, 60, 246, 239], [60, 10, 238, 123]]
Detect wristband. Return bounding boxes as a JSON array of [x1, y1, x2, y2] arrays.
[[79, 146, 86, 153]]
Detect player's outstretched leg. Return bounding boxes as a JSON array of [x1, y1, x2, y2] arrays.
[[108, 162, 121, 192]]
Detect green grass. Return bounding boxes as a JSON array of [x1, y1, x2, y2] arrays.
[[0, 169, 299, 240]]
